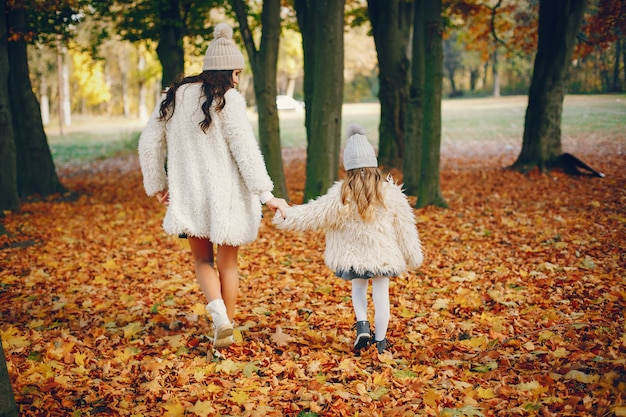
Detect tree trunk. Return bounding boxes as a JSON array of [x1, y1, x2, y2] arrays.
[[232, 0, 288, 201], [492, 47, 500, 97], [7, 5, 64, 198], [0, 334, 18, 417], [403, 0, 424, 196], [612, 39, 622, 92], [138, 52, 148, 120], [510, 0, 587, 173], [0, 0, 19, 212], [415, 0, 446, 209], [156, 0, 185, 89], [367, 0, 412, 169], [295, 0, 345, 201]]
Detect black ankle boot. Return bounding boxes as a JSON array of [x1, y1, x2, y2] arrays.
[[375, 338, 390, 354], [353, 321, 372, 352]]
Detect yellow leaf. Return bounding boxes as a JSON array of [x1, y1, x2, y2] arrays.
[[230, 389, 249, 405], [432, 298, 450, 310], [373, 373, 388, 387], [1, 326, 30, 350], [216, 359, 240, 374], [515, 380, 547, 393], [189, 400, 216, 417], [74, 352, 87, 366], [54, 375, 71, 386], [93, 275, 108, 285], [163, 401, 185, 417], [191, 303, 206, 316], [564, 370, 600, 384], [611, 406, 626, 416], [552, 348, 569, 358], [102, 259, 117, 269], [28, 319, 45, 329], [423, 389, 440, 407], [123, 322, 143, 339], [460, 336, 488, 349], [477, 387, 496, 399]]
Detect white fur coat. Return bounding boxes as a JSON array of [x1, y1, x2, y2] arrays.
[[138, 86, 274, 245], [273, 180, 423, 276]]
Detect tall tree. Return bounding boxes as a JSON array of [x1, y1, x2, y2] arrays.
[[411, 0, 446, 208], [0, 335, 18, 417], [402, 0, 424, 198], [7, 4, 64, 198], [0, 0, 19, 212], [294, 0, 345, 201], [367, 0, 413, 169], [510, 0, 588, 173], [231, 0, 288, 201]]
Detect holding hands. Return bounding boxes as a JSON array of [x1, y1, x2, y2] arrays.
[[265, 197, 290, 219]]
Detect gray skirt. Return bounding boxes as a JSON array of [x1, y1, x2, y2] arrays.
[[335, 268, 395, 281]]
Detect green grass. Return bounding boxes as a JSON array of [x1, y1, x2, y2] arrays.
[[46, 94, 626, 164], [49, 130, 140, 165]]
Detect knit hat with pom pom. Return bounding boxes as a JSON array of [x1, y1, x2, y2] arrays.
[[203, 23, 245, 71], [343, 123, 378, 171]]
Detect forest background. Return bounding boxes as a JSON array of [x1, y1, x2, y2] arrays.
[[0, 0, 625, 416]]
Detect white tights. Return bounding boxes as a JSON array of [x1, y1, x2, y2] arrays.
[[351, 276, 390, 341]]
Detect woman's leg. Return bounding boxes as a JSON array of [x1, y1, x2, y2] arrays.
[[371, 276, 390, 342], [216, 245, 239, 321], [188, 237, 221, 301]]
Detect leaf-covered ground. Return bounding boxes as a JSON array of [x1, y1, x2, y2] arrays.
[[1, 136, 625, 417]]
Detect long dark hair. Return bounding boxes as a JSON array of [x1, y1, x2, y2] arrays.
[[158, 70, 235, 132]]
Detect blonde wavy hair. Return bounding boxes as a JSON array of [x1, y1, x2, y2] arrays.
[[340, 167, 386, 221]]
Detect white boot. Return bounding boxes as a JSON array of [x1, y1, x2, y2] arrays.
[[206, 299, 234, 349]]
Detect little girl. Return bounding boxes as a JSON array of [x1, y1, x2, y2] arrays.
[[273, 123, 423, 354]]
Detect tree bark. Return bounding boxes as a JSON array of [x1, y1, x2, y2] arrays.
[[0, 336, 18, 417], [612, 39, 622, 92], [156, 0, 185, 89], [0, 0, 19, 212], [232, 0, 288, 201], [415, 0, 446, 209], [7, 5, 64, 199], [403, 0, 424, 196], [295, 0, 345, 201], [367, 0, 412, 169], [510, 0, 588, 173]]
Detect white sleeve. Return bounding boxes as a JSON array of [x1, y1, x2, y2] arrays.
[[221, 89, 274, 198], [389, 185, 424, 269], [272, 183, 343, 231], [138, 101, 168, 196]]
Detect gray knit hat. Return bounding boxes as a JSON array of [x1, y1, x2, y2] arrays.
[[203, 23, 245, 71], [343, 123, 378, 171]]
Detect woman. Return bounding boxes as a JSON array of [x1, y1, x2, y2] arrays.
[[138, 23, 289, 349]]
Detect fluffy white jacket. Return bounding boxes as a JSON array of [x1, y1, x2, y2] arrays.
[[138, 86, 274, 246], [273, 180, 423, 276]]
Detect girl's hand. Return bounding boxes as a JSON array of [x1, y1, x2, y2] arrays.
[[156, 190, 169, 205], [265, 197, 290, 219]]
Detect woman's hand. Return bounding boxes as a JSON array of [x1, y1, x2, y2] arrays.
[[265, 197, 290, 218], [155, 190, 169, 205]]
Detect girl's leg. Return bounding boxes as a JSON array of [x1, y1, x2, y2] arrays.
[[351, 279, 369, 321], [216, 245, 239, 321], [351, 278, 371, 352], [371, 276, 390, 342], [188, 237, 221, 301]]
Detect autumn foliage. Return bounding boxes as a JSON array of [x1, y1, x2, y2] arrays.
[[1, 136, 625, 416]]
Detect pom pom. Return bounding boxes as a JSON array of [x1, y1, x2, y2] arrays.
[[213, 23, 233, 40], [346, 122, 366, 138]]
